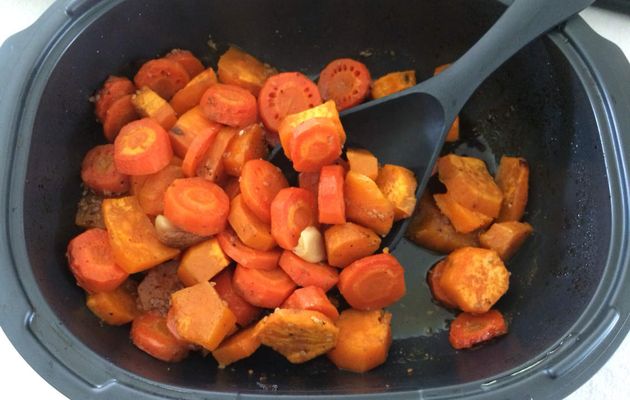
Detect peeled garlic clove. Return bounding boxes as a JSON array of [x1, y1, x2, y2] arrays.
[[293, 226, 325, 263]]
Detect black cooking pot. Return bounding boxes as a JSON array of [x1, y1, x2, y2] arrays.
[[2, 0, 630, 399]]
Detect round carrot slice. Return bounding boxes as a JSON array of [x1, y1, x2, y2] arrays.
[[258, 72, 322, 132], [165, 49, 205, 78], [103, 94, 140, 142], [270, 187, 317, 250], [134, 58, 190, 100], [200, 83, 258, 128], [338, 253, 406, 310], [278, 251, 338, 292], [427, 260, 457, 308], [318, 164, 346, 224], [181, 128, 218, 177], [131, 312, 190, 362], [114, 118, 173, 175], [216, 228, 281, 270], [290, 118, 342, 172], [212, 268, 262, 327], [239, 159, 289, 223], [317, 58, 371, 111], [232, 264, 297, 308], [94, 76, 135, 123], [163, 177, 229, 236], [81, 144, 130, 194], [282, 286, 339, 321], [448, 310, 508, 350]]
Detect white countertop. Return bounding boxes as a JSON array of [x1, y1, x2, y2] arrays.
[[1, 1, 629, 399]]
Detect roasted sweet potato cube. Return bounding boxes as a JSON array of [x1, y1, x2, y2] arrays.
[[211, 325, 262, 368], [217, 47, 277, 96], [495, 156, 529, 222], [433, 193, 493, 234], [177, 238, 231, 286], [223, 123, 268, 177], [371, 70, 416, 99], [132, 87, 177, 130], [479, 221, 533, 260], [344, 171, 395, 236], [86, 280, 139, 325], [346, 148, 379, 181], [324, 223, 381, 268], [376, 164, 418, 221]]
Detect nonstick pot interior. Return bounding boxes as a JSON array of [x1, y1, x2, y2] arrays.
[[16, 0, 617, 397]]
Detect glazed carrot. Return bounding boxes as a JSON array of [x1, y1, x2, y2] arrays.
[[344, 171, 395, 236], [427, 260, 457, 308], [134, 58, 190, 100], [346, 148, 379, 181], [299, 171, 320, 196], [439, 247, 510, 314], [86, 280, 139, 325], [318, 58, 371, 111], [479, 221, 533, 260], [114, 118, 173, 175], [327, 309, 392, 373], [278, 251, 339, 292], [495, 156, 530, 222], [338, 253, 405, 310], [449, 310, 508, 350], [324, 222, 381, 268], [228, 194, 277, 251], [66, 228, 129, 293], [94, 75, 135, 123], [165, 49, 205, 78], [181, 127, 218, 177], [212, 325, 262, 368], [239, 159, 289, 223], [170, 68, 218, 115], [212, 268, 262, 327], [222, 176, 241, 200], [168, 106, 222, 159], [130, 312, 190, 362], [232, 264, 297, 308], [282, 286, 339, 321], [131, 87, 178, 130], [200, 83, 258, 128], [223, 123, 268, 177], [216, 228, 281, 270], [270, 187, 318, 250], [433, 193, 493, 234], [135, 164, 184, 216], [177, 238, 231, 286], [217, 46, 277, 96], [433, 63, 451, 75], [196, 126, 238, 182], [102, 94, 140, 142], [163, 178, 230, 236], [318, 165, 346, 224], [80, 144, 130, 194], [371, 70, 416, 99], [376, 164, 418, 221], [258, 72, 323, 132], [446, 116, 460, 142]]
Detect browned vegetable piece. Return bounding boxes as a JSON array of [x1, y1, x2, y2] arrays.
[[371, 70, 416, 99], [75, 189, 105, 229], [344, 171, 395, 236], [324, 222, 381, 268], [217, 47, 277, 96], [479, 221, 533, 260], [346, 148, 379, 181], [433, 192, 493, 234], [376, 164, 418, 221], [495, 156, 529, 222], [137, 261, 183, 316], [154, 214, 207, 249]]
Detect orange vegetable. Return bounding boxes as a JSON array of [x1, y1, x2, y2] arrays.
[[318, 165, 346, 224], [212, 325, 262, 368], [449, 310, 508, 349], [228, 194, 277, 251], [344, 171, 395, 236], [327, 309, 392, 373], [338, 253, 406, 310], [426, 261, 457, 308], [168, 106, 222, 159], [222, 123, 268, 177], [200, 83, 258, 128], [317, 58, 371, 111], [80, 144, 130, 194], [102, 94, 140, 142], [170, 67, 218, 115], [102, 196, 180, 273], [495, 156, 529, 221], [232, 264, 296, 308], [181, 127, 218, 177], [217, 46, 277, 96], [324, 222, 381, 268], [164, 49, 204, 78], [114, 118, 173, 175], [479, 221, 533, 260], [346, 148, 379, 181], [169, 281, 237, 351], [131, 87, 178, 130], [196, 126, 238, 182], [282, 286, 339, 321], [86, 280, 139, 325], [177, 238, 231, 286], [130, 312, 190, 362], [271, 187, 318, 250], [371, 70, 416, 99], [376, 164, 418, 221], [433, 63, 451, 75], [94, 75, 135, 123], [216, 228, 281, 270], [433, 193, 493, 234], [298, 171, 320, 196], [445, 116, 460, 142], [134, 58, 190, 100], [212, 268, 262, 327], [278, 251, 339, 292], [239, 159, 289, 223], [289, 117, 342, 172], [135, 164, 184, 216]]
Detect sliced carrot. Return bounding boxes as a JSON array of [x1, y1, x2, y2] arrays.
[[200, 83, 258, 128], [217, 46, 277, 96], [270, 187, 318, 250], [212, 268, 262, 327], [80, 144, 130, 194], [131, 87, 178, 130], [318, 165, 346, 224], [165, 49, 205, 78], [223, 123, 268, 177], [102, 94, 140, 142], [298, 171, 319, 195], [434, 63, 451, 75], [324, 222, 381, 268], [134, 58, 190, 100], [281, 286, 339, 321], [131, 312, 190, 362], [495, 156, 530, 222], [177, 238, 231, 286], [239, 159, 289, 223], [433, 193, 493, 234], [317, 58, 371, 111], [163, 177, 229, 236], [86, 280, 139, 325], [371, 70, 416, 99], [449, 310, 508, 350], [278, 251, 339, 292], [212, 325, 262, 368], [258, 72, 322, 132], [338, 253, 406, 310], [228, 194, 277, 251], [232, 264, 297, 308], [446, 116, 460, 142], [94, 75, 135, 123], [169, 106, 222, 159], [290, 117, 342, 172], [134, 164, 184, 216], [427, 260, 457, 308], [479, 221, 533, 260], [114, 118, 173, 175], [375, 164, 418, 221], [170, 68, 218, 115], [181, 127, 218, 177], [346, 148, 379, 181], [216, 228, 281, 270], [344, 170, 395, 236], [196, 126, 238, 182], [222, 176, 241, 200], [66, 228, 129, 293]]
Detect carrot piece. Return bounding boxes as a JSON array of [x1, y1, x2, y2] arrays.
[[181, 127, 218, 177], [135, 164, 184, 216], [440, 247, 510, 313], [80, 144, 130, 195], [134, 58, 190, 100], [212, 325, 262, 368], [75, 189, 105, 230], [102, 197, 180, 273], [177, 238, 230, 286], [270, 187, 318, 250], [291, 117, 342, 172], [317, 58, 371, 111], [446, 116, 460, 142], [136, 262, 182, 315], [434, 63, 451, 75], [346, 148, 379, 181], [212, 268, 262, 327], [223, 123, 268, 177], [282, 286, 339, 321], [427, 260, 457, 308], [163, 177, 229, 236], [338, 253, 406, 310], [170, 68, 218, 115], [131, 87, 177, 130], [169, 281, 237, 351], [217, 46, 277, 96], [324, 222, 381, 268], [495, 156, 530, 221], [200, 83, 258, 128], [239, 159, 289, 223], [327, 309, 392, 373], [298, 171, 319, 195], [449, 310, 508, 350], [376, 164, 418, 221], [196, 126, 238, 182], [437, 154, 504, 218], [406, 193, 480, 253], [257, 308, 338, 363], [278, 251, 339, 292], [233, 264, 297, 308], [169, 106, 222, 159], [165, 49, 205, 78], [434, 193, 493, 234], [479, 221, 533, 260], [222, 176, 241, 200], [344, 171, 395, 236], [114, 118, 173, 175], [258, 72, 323, 132], [102, 94, 140, 142], [216, 228, 281, 270], [131, 312, 190, 362], [94, 76, 135, 123], [86, 280, 139, 325], [315, 165, 345, 224], [228, 194, 277, 251], [371, 70, 416, 99], [66, 228, 129, 293]]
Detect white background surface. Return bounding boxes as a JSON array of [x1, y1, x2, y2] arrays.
[[1, 1, 629, 399]]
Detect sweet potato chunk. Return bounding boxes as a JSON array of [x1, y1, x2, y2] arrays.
[[433, 193, 493, 233], [177, 238, 231, 286], [324, 223, 381, 268], [426, 261, 457, 308], [132, 87, 177, 130], [495, 156, 529, 222], [211, 325, 261, 368], [376, 164, 418, 221], [223, 123, 268, 177], [346, 148, 379, 181], [327, 309, 392, 373], [479, 221, 533, 260], [217, 47, 277, 96], [446, 116, 460, 142], [257, 308, 339, 363], [86, 280, 139, 325], [371, 70, 416, 99], [344, 171, 395, 236]]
